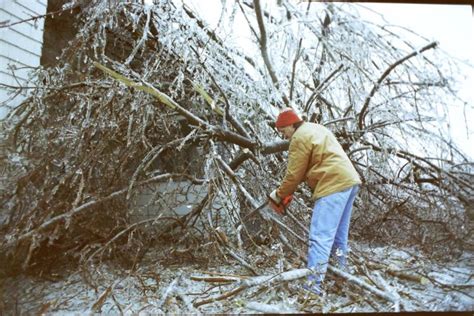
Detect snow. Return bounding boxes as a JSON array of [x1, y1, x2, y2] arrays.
[[2, 244, 473, 313]]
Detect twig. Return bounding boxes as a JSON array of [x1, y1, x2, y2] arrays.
[[224, 247, 258, 275], [157, 276, 181, 310], [91, 286, 112, 313], [0, 3, 80, 29], [193, 286, 245, 308], [190, 276, 242, 283], [176, 291, 200, 314], [358, 41, 438, 129], [90, 278, 123, 313], [289, 38, 303, 101]]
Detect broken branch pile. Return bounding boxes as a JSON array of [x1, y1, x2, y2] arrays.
[[0, 0, 471, 283]]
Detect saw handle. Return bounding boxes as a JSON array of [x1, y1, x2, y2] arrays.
[[268, 194, 293, 215]]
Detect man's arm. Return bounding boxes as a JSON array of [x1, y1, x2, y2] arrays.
[[277, 136, 311, 198]]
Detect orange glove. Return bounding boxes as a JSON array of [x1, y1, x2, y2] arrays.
[[268, 190, 293, 215]]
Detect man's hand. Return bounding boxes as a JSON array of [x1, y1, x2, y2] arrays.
[[268, 190, 292, 215], [269, 190, 282, 205]]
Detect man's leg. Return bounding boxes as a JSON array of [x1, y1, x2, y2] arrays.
[[307, 187, 353, 292], [331, 185, 359, 269]]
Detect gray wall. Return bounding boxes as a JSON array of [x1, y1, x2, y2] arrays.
[[130, 180, 210, 222]]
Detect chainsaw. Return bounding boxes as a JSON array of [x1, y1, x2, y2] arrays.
[[241, 194, 293, 221]]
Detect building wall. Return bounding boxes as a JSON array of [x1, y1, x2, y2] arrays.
[[0, 0, 47, 119]]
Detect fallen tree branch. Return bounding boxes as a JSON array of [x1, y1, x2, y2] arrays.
[[190, 276, 241, 283], [328, 265, 401, 306], [192, 269, 311, 308], [193, 286, 245, 308], [372, 271, 402, 312], [95, 61, 259, 150], [366, 261, 429, 285], [176, 291, 200, 314], [224, 247, 259, 276], [157, 276, 181, 310]]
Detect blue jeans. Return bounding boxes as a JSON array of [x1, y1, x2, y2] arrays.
[[307, 185, 359, 285]]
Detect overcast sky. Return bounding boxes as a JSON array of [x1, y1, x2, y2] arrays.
[[358, 3, 473, 158], [359, 4, 472, 60]]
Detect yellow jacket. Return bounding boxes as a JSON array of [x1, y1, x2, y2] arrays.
[[277, 122, 361, 200]]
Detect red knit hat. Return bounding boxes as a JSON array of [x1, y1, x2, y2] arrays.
[[275, 108, 302, 128]]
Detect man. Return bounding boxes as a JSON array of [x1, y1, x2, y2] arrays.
[[268, 107, 361, 296]]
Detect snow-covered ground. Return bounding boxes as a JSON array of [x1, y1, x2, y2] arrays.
[[2, 244, 473, 314]]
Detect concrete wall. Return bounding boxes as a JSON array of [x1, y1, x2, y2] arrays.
[[130, 180, 210, 222], [130, 179, 233, 227], [0, 0, 47, 119]]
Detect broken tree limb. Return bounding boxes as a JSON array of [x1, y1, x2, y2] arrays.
[[193, 286, 246, 308], [194, 270, 251, 279], [372, 271, 401, 312], [240, 268, 311, 288], [328, 265, 401, 306], [176, 291, 200, 314], [261, 140, 289, 155], [224, 247, 259, 276], [190, 276, 241, 283], [228, 139, 290, 170], [95, 61, 259, 150], [366, 261, 429, 284], [193, 269, 312, 308], [157, 276, 181, 310], [228, 149, 259, 170], [192, 269, 312, 308]]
